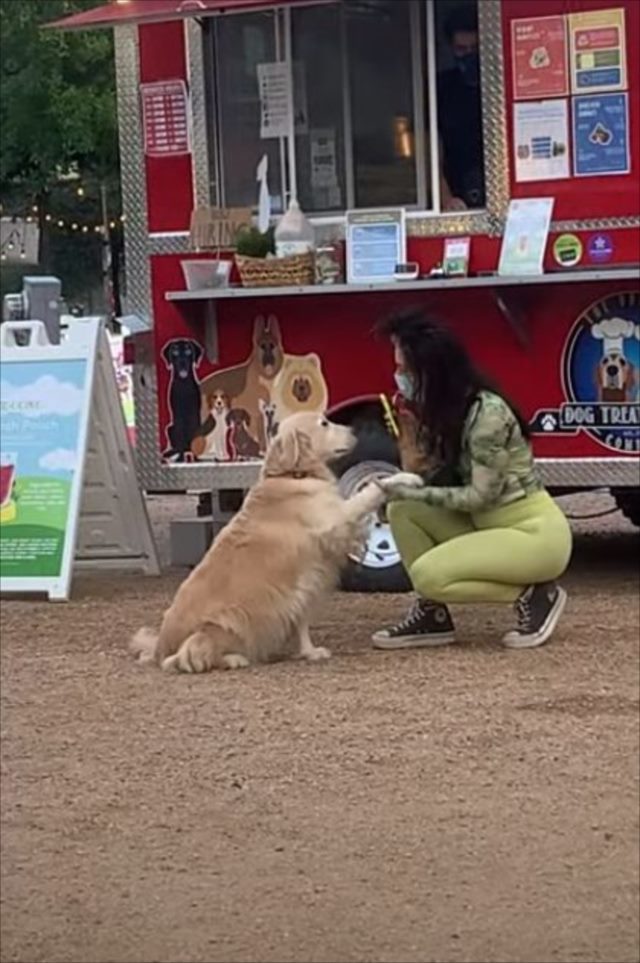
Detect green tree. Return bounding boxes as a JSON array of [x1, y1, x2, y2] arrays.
[[0, 0, 122, 311]]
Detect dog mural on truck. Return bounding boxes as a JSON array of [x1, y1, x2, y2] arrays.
[[162, 315, 329, 463]]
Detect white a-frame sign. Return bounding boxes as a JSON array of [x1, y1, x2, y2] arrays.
[[0, 319, 159, 600]]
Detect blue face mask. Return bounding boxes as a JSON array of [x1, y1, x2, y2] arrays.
[[455, 50, 480, 86], [394, 371, 416, 400]]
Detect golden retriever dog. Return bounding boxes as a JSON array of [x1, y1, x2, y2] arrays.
[[131, 412, 385, 673]]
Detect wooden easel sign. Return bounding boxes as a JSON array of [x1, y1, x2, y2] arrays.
[[0, 319, 158, 600]]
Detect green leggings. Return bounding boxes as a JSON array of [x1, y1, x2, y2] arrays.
[[388, 490, 573, 605]]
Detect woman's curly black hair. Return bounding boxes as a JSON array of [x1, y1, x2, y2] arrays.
[[377, 308, 530, 466]]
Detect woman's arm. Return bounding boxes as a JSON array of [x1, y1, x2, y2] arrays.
[[384, 401, 514, 513]]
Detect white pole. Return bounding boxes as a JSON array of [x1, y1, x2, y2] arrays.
[[283, 5, 298, 204], [425, 0, 441, 213]]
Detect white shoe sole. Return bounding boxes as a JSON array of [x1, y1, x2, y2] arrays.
[[501, 587, 568, 649], [372, 631, 457, 650]]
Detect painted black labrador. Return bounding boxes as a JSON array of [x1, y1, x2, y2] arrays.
[[162, 338, 203, 461]]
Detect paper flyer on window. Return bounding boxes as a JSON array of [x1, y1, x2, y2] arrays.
[[572, 92, 630, 176], [512, 15, 569, 100], [514, 100, 570, 182], [569, 8, 627, 93], [258, 62, 292, 140]]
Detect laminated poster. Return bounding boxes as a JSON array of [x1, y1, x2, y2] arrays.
[[572, 93, 630, 176], [514, 99, 570, 182], [512, 15, 569, 100], [569, 8, 627, 93]]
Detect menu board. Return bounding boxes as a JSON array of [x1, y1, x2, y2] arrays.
[[569, 8, 627, 93], [141, 81, 190, 157], [346, 210, 406, 284], [512, 15, 569, 100]]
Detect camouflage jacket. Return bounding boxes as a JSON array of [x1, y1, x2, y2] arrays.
[[397, 391, 543, 513]]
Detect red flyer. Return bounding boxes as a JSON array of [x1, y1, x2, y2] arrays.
[[512, 15, 569, 100], [141, 80, 190, 157]]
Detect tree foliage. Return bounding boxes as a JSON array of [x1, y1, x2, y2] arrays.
[[0, 0, 122, 311], [0, 0, 118, 195]]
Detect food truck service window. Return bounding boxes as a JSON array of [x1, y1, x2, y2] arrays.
[[204, 0, 485, 217]]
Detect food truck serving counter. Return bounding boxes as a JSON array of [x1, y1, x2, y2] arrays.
[[52, 0, 640, 587]]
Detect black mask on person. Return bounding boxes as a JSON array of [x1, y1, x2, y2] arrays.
[[455, 50, 480, 86]]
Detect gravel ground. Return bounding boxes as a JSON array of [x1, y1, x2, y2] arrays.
[[1, 493, 639, 963]]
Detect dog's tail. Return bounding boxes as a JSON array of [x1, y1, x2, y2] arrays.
[[130, 627, 159, 664]]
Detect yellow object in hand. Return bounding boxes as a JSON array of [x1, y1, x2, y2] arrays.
[[379, 394, 399, 438]]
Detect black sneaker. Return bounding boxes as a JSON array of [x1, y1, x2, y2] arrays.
[[372, 598, 456, 649], [502, 582, 568, 649]]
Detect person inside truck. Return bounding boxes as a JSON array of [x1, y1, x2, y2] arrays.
[[373, 309, 573, 651], [436, 4, 485, 211]]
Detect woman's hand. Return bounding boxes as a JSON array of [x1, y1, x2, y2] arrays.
[[378, 472, 426, 500]]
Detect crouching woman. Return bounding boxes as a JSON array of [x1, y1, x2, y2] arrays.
[[374, 309, 573, 651]]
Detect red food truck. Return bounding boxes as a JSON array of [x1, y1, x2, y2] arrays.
[[53, 0, 639, 591]]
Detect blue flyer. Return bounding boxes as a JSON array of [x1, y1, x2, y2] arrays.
[[572, 93, 630, 176]]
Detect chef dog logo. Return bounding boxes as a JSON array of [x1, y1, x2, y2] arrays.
[[532, 292, 639, 453]]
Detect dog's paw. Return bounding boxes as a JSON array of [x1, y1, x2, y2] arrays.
[[165, 634, 218, 674], [223, 653, 250, 670], [304, 645, 331, 663]]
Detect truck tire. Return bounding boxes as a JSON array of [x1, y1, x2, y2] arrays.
[[336, 426, 410, 593], [614, 490, 640, 528]]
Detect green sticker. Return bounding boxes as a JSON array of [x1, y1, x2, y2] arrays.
[[553, 233, 583, 268]]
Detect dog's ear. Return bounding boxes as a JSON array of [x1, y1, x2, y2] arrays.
[[253, 315, 266, 345], [263, 429, 312, 477], [189, 340, 203, 365], [162, 342, 173, 365], [265, 314, 282, 344]]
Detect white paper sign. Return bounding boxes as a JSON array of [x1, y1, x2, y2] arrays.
[[346, 210, 406, 284], [514, 100, 570, 182], [258, 62, 292, 140], [498, 198, 555, 276]]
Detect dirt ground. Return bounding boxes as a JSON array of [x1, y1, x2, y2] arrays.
[[1, 493, 639, 963]]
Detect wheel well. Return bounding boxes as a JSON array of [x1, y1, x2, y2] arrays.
[[329, 398, 386, 433]]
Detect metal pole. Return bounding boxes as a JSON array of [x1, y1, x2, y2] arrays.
[[425, 0, 441, 212], [283, 5, 298, 203]]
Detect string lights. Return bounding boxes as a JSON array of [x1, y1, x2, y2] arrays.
[[0, 212, 125, 261]]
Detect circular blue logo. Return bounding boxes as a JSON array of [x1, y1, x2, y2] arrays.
[[562, 292, 639, 454], [587, 233, 614, 264]]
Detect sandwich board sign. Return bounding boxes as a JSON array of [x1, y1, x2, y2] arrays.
[[0, 319, 159, 600]]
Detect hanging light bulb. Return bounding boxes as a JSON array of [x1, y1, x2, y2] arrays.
[[58, 220, 65, 228], [77, 186, 85, 197], [82, 225, 89, 233]]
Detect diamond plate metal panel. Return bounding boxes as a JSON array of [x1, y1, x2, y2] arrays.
[[410, 0, 508, 238], [114, 26, 152, 325], [539, 459, 640, 489], [148, 233, 192, 254], [551, 216, 640, 232], [186, 19, 212, 210]]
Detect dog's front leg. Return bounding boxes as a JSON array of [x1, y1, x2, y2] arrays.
[[341, 481, 386, 523], [295, 623, 331, 663]]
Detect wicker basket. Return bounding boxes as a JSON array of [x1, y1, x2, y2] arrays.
[[234, 251, 315, 288]]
